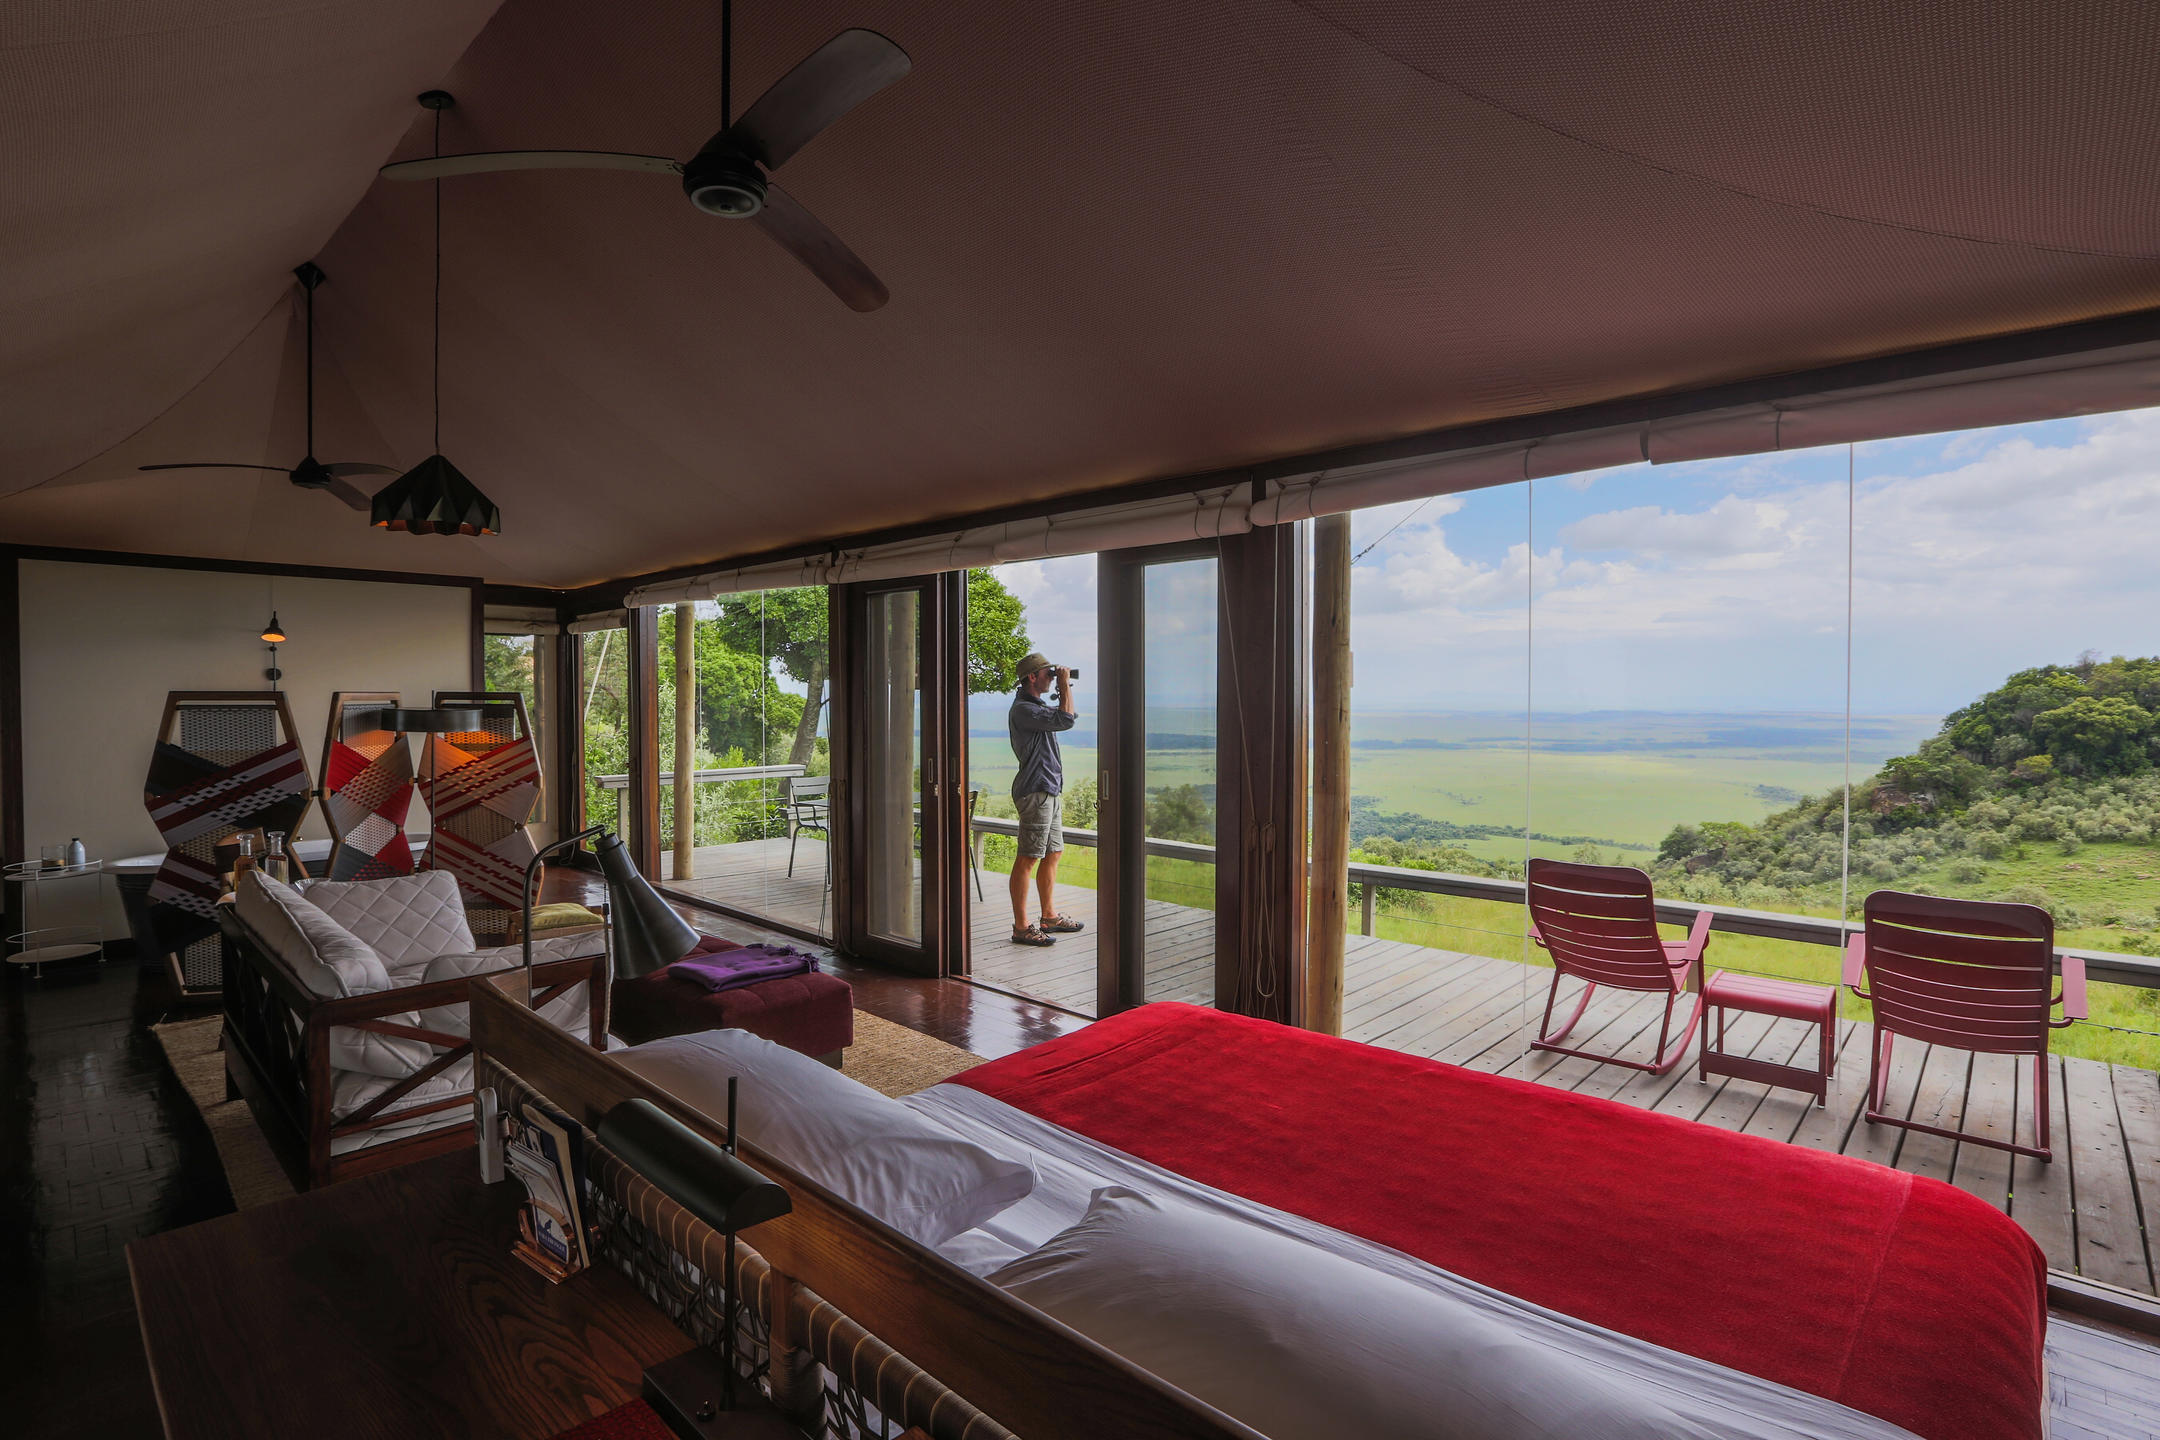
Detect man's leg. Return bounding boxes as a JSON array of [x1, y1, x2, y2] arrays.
[[1036, 848, 1060, 920], [1009, 854, 1038, 933]]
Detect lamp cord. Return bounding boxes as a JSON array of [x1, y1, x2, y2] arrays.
[[432, 107, 442, 456]]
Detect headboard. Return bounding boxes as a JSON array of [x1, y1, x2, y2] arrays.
[[470, 974, 1261, 1440]]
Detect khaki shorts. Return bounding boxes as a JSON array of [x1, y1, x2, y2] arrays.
[[1016, 791, 1064, 857]]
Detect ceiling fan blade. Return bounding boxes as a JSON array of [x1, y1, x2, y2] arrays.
[[324, 462, 400, 477], [323, 478, 374, 512], [723, 29, 911, 171], [379, 151, 682, 182], [138, 463, 288, 473], [752, 183, 889, 311]]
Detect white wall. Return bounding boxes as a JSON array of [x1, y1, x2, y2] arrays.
[[18, 560, 473, 930]]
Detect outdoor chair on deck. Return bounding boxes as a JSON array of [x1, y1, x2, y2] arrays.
[[785, 776, 830, 876], [1844, 890, 2085, 1161], [1527, 859, 1711, 1076]]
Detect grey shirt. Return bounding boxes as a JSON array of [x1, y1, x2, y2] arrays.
[[1008, 685, 1076, 799]]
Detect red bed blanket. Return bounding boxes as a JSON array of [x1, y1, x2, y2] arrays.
[[953, 1003, 2046, 1440]]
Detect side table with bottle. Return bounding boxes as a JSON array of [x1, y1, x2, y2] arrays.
[[6, 852, 110, 979]]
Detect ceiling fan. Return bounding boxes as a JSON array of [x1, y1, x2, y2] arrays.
[[139, 261, 396, 511], [377, 2, 909, 312]]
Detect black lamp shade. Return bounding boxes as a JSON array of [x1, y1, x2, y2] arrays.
[[260, 612, 286, 643], [598, 1100, 791, 1234], [370, 453, 501, 536], [594, 832, 700, 978], [362, 706, 483, 733]]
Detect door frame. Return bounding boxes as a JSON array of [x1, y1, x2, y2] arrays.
[[1097, 539, 1222, 1016], [834, 572, 966, 976]]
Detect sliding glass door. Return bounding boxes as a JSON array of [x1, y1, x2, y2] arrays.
[[1099, 542, 1222, 1013], [837, 574, 965, 974]]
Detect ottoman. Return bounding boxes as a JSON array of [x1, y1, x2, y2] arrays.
[[611, 937, 854, 1063]]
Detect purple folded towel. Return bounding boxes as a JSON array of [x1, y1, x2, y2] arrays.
[[670, 943, 820, 994]]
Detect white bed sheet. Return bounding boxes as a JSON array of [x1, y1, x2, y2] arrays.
[[903, 1082, 1928, 1440]]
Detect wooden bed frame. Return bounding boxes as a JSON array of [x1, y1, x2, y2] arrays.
[[469, 972, 1261, 1440]]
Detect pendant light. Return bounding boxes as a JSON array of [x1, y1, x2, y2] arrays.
[[373, 90, 502, 538]]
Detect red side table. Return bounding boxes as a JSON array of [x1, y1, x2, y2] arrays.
[[1698, 970, 1837, 1106]]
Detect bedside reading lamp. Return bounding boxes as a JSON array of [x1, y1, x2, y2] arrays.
[[520, 827, 699, 1006], [601, 1089, 795, 1437]]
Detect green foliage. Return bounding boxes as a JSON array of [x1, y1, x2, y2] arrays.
[[965, 569, 1034, 696], [1145, 784, 1214, 844], [483, 633, 536, 707]]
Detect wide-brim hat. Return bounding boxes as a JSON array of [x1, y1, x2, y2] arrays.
[[1016, 651, 1053, 682]]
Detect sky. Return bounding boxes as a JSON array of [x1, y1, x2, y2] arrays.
[[975, 405, 2160, 721]]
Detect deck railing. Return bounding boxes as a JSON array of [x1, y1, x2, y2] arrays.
[[970, 815, 2160, 990]]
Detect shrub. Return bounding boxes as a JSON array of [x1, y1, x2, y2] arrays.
[[1947, 861, 1987, 884], [2060, 834, 2084, 855]]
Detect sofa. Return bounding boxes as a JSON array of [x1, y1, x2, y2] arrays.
[[220, 869, 608, 1187]]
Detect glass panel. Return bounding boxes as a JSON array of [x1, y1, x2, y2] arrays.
[[652, 590, 831, 937], [865, 589, 924, 946], [1526, 449, 1857, 1077], [966, 558, 1098, 1013], [579, 624, 630, 838], [1344, 486, 1531, 1059], [1852, 416, 2159, 1072], [484, 632, 555, 845], [1141, 557, 1217, 1004]]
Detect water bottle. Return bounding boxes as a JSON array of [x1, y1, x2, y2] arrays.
[[66, 837, 86, 868], [264, 832, 290, 883]]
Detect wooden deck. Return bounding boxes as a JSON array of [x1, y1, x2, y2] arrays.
[[670, 838, 2159, 1295]]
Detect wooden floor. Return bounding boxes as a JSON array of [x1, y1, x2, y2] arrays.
[[669, 839, 2160, 1297]]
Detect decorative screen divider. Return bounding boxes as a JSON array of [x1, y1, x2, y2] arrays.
[[477, 1055, 1016, 1440], [142, 691, 313, 995], [319, 692, 418, 882], [425, 691, 541, 942]]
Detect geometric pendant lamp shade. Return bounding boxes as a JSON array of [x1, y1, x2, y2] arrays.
[[370, 453, 501, 536]]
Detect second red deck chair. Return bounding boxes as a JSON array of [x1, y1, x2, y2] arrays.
[[1844, 890, 2086, 1161], [1527, 859, 1711, 1075]]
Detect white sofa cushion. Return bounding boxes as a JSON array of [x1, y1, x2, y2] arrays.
[[296, 870, 475, 969], [236, 872, 393, 998], [617, 1028, 1035, 1248], [403, 938, 596, 1038], [989, 1189, 1718, 1440]]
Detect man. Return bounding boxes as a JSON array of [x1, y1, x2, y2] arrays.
[[1007, 651, 1083, 946]]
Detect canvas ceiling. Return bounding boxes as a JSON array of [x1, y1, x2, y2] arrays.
[[5, 0, 2159, 588]]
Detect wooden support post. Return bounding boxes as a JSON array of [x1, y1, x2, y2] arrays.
[[1361, 883, 1377, 937], [1306, 512, 1351, 1033], [672, 602, 695, 882]]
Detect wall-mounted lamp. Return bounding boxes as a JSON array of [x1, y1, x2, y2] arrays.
[[262, 612, 285, 686]]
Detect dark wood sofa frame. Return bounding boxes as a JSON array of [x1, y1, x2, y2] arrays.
[[219, 906, 609, 1189]]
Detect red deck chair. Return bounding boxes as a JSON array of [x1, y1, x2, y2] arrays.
[[1527, 859, 1711, 1075], [1843, 890, 2086, 1161]]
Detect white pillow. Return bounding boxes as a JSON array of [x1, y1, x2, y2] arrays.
[[236, 872, 393, 998], [615, 1029, 1034, 1248], [988, 1189, 1720, 1440], [296, 870, 476, 968], [236, 872, 428, 1079]]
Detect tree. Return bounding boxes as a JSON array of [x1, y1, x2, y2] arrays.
[[657, 608, 806, 761], [1146, 784, 1214, 843], [965, 569, 1034, 696], [713, 588, 830, 769], [2031, 695, 2156, 775]]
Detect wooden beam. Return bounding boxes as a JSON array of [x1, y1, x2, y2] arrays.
[[1305, 513, 1351, 1034], [626, 607, 660, 875], [672, 602, 695, 881]]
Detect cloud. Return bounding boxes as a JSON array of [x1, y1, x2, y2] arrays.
[[1559, 495, 1799, 561]]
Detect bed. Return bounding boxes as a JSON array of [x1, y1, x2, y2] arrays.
[[471, 979, 2047, 1440], [929, 1002, 2047, 1440]]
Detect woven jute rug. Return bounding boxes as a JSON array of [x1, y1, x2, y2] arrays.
[[151, 1008, 986, 1208], [150, 1015, 297, 1209]]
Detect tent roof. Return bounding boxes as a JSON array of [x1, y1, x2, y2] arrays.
[[6, 0, 2159, 587]]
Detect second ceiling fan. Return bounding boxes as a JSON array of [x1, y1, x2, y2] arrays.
[[379, 2, 910, 312]]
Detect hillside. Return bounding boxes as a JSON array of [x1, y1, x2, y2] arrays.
[[1660, 655, 2160, 949]]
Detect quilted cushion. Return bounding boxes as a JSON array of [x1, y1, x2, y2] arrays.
[[400, 935, 598, 1038], [298, 870, 476, 968], [236, 872, 393, 998]]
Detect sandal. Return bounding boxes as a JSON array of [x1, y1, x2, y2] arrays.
[[1011, 925, 1057, 947], [1040, 914, 1085, 934]]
